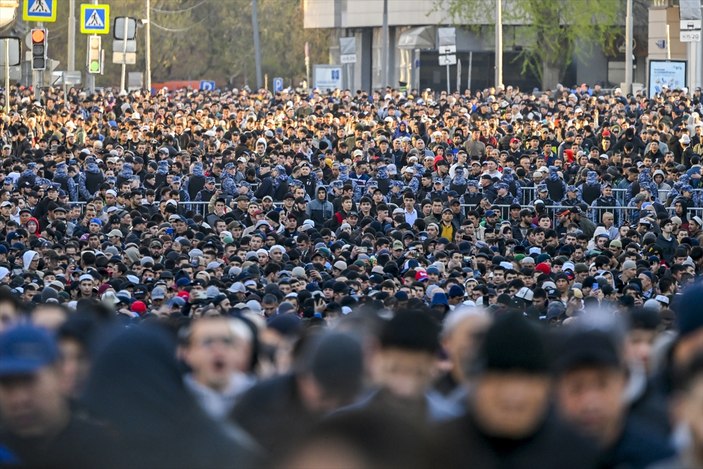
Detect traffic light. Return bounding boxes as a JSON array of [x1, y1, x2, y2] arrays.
[[31, 28, 47, 71], [87, 36, 101, 74]]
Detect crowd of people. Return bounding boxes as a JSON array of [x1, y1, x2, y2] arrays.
[[0, 80, 701, 467]]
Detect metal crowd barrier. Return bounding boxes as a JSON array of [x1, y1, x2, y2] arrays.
[[65, 197, 701, 229]]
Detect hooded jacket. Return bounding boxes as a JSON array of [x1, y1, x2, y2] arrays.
[[184, 163, 206, 201], [79, 157, 104, 200], [545, 166, 567, 202], [306, 189, 335, 226], [577, 171, 601, 205]]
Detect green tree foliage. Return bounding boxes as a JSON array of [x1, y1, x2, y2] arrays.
[[441, 0, 622, 89], [38, 0, 329, 88]]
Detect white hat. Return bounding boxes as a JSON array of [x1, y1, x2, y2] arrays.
[[655, 294, 670, 305], [78, 274, 94, 283], [333, 260, 348, 271], [228, 282, 246, 294], [515, 287, 534, 302]]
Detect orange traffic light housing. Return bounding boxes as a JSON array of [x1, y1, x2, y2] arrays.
[[31, 28, 47, 71]]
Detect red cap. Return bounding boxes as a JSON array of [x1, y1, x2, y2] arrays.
[[510, 138, 520, 144], [535, 262, 551, 276], [415, 270, 428, 281], [131, 300, 147, 315], [177, 290, 190, 300]]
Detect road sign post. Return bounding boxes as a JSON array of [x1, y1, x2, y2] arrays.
[[0, 38, 21, 113], [438, 27, 456, 94], [199, 80, 215, 91], [120, 17, 127, 92], [273, 76, 283, 93], [111, 17, 137, 91]]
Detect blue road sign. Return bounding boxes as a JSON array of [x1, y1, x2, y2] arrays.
[[200, 80, 216, 91], [81, 4, 110, 35], [24, 0, 57, 22], [273, 77, 283, 93]]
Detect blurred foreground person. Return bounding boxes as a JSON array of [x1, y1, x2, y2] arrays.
[[276, 410, 435, 469], [553, 327, 673, 468], [83, 324, 260, 469], [0, 325, 110, 467], [438, 312, 600, 469], [180, 316, 254, 420], [434, 307, 491, 398], [654, 353, 703, 468], [230, 330, 364, 457], [352, 309, 458, 422]]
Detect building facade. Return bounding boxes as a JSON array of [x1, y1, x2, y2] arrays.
[[303, 0, 649, 92]]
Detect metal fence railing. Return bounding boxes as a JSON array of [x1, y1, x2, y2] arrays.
[[62, 194, 700, 230]]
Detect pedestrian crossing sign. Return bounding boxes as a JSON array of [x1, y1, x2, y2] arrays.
[[80, 4, 110, 35], [23, 0, 57, 22]]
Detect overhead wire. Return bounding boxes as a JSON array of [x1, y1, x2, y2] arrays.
[[149, 0, 212, 33], [150, 0, 209, 15], [150, 14, 210, 33]]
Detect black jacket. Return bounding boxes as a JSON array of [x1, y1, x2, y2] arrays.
[[436, 408, 600, 469]]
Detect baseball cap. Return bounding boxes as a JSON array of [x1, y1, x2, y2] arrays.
[[151, 286, 166, 300], [0, 325, 59, 376]]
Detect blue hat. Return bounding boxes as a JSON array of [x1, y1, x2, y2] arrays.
[[90, 218, 103, 225], [431, 292, 449, 306], [166, 297, 186, 308], [0, 245, 7, 254], [205, 177, 215, 184], [176, 277, 191, 287], [485, 210, 497, 217], [427, 266, 440, 275], [0, 325, 58, 376], [394, 291, 409, 301], [448, 285, 465, 298]]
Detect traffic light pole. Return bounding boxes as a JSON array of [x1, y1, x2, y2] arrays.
[[33, 22, 42, 102]]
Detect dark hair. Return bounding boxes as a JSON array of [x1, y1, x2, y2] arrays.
[[379, 310, 439, 353]]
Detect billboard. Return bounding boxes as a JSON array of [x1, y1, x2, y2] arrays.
[[648, 60, 687, 97], [313, 65, 343, 91]]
